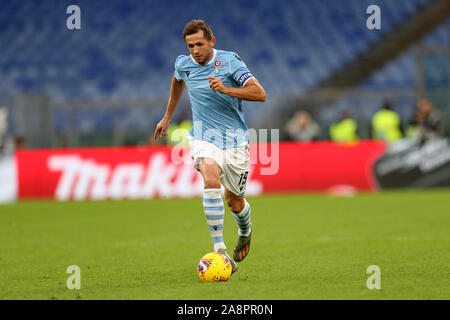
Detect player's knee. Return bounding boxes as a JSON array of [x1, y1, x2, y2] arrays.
[[227, 198, 244, 213], [203, 176, 221, 189]]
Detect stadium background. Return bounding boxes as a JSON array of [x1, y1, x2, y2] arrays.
[[0, 0, 449, 300], [0, 0, 448, 149]]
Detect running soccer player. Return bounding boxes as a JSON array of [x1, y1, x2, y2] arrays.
[[153, 20, 266, 274]]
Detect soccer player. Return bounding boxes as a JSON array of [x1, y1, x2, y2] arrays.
[[153, 20, 266, 274]]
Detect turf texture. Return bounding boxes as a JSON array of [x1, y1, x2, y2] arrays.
[[0, 190, 449, 300]]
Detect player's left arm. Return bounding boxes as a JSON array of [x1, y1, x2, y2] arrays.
[[206, 76, 266, 102]]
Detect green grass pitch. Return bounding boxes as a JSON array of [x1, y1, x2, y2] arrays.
[[0, 190, 449, 300]]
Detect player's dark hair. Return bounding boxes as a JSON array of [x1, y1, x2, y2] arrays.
[[183, 20, 214, 41]]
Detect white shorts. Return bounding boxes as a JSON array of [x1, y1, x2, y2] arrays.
[[189, 140, 250, 196]]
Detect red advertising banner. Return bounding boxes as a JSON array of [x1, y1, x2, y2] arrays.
[[250, 141, 387, 192], [14, 141, 386, 200]]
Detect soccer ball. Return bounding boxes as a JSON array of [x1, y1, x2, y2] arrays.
[[197, 252, 232, 282]]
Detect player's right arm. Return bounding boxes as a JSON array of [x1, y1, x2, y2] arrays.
[[153, 76, 185, 140]]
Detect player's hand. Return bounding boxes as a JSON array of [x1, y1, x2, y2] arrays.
[[153, 117, 170, 141], [206, 76, 226, 93]]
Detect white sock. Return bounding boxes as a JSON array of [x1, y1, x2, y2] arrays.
[[232, 199, 252, 236], [203, 188, 226, 252]]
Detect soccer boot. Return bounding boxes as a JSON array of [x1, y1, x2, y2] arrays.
[[217, 248, 238, 274], [233, 224, 252, 262]]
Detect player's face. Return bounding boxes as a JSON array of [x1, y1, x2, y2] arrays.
[[185, 31, 215, 65]]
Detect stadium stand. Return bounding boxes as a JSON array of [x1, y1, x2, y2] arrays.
[[0, 0, 447, 143]]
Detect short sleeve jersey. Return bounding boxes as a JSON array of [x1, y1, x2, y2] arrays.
[[174, 49, 255, 149]]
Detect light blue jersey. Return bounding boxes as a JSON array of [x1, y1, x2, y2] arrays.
[[174, 49, 254, 149]]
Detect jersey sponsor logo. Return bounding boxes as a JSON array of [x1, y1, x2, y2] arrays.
[[234, 54, 243, 62], [236, 72, 253, 86], [185, 71, 190, 78]]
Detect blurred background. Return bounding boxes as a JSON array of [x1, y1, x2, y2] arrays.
[[0, 0, 449, 150]]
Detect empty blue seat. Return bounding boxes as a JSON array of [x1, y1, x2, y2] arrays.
[[0, 0, 443, 133]]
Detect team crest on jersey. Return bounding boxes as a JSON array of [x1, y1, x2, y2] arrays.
[[214, 60, 221, 74]]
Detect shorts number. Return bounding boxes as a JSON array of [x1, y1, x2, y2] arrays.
[[238, 171, 249, 189]]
